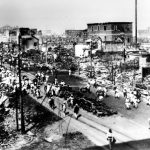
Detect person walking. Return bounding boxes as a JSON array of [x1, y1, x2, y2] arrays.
[[54, 77, 58, 85], [147, 93, 150, 106], [46, 83, 51, 96], [106, 129, 116, 150], [36, 86, 41, 98], [115, 88, 119, 99], [48, 97, 56, 110], [62, 101, 67, 115], [69, 69, 71, 76], [136, 90, 141, 103], [123, 88, 127, 98], [86, 82, 91, 93], [74, 103, 80, 119], [125, 97, 131, 110], [131, 93, 138, 108], [67, 95, 74, 108], [45, 74, 49, 83]]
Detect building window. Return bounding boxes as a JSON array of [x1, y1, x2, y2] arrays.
[[114, 25, 117, 30], [34, 42, 37, 46], [91, 26, 93, 32], [93, 26, 97, 31], [104, 26, 106, 30], [98, 26, 100, 31]]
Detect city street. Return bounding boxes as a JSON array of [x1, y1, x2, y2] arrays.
[[18, 69, 150, 150], [1, 0, 150, 149]]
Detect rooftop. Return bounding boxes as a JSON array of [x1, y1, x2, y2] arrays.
[[87, 22, 132, 25]]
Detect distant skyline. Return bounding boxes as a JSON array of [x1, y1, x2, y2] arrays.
[[0, 0, 150, 34]]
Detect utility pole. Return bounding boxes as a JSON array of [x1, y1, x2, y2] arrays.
[[133, 59, 136, 89], [90, 41, 93, 78], [1, 42, 3, 67], [135, 0, 137, 47], [114, 64, 116, 85], [120, 62, 123, 90], [45, 42, 47, 65], [112, 63, 114, 84], [18, 33, 25, 134], [45, 41, 49, 65], [15, 86, 19, 131], [78, 59, 80, 75]]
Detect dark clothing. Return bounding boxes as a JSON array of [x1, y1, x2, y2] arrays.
[[49, 98, 55, 109], [33, 78, 38, 86], [74, 105, 79, 114], [124, 91, 127, 97], [27, 84, 31, 89], [43, 76, 46, 82]]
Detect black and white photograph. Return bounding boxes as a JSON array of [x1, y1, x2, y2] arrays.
[[0, 0, 150, 149]]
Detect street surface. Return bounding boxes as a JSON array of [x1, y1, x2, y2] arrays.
[[5, 64, 150, 149]]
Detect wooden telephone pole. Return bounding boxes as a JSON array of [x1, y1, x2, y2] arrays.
[[135, 0, 137, 47], [0, 42, 3, 67], [18, 33, 25, 134]]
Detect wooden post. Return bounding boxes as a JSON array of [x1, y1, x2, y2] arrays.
[[1, 42, 3, 67], [112, 64, 114, 84], [18, 34, 25, 134], [135, 0, 137, 47], [90, 41, 93, 78], [15, 87, 19, 131]]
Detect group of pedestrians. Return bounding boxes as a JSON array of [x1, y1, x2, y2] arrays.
[[0, 67, 20, 112], [40, 74, 81, 119], [0, 66, 116, 149], [113, 86, 142, 110], [30, 71, 51, 98], [96, 86, 108, 101], [123, 88, 141, 110]]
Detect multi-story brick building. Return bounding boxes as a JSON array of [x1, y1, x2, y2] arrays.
[[87, 22, 132, 44]]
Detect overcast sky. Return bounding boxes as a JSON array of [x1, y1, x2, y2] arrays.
[[0, 0, 150, 34]]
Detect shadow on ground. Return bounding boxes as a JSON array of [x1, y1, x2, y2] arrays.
[[23, 95, 61, 133]]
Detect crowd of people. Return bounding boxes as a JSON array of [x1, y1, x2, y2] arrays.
[[113, 86, 141, 110], [0, 66, 81, 120], [2, 63, 150, 149]]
